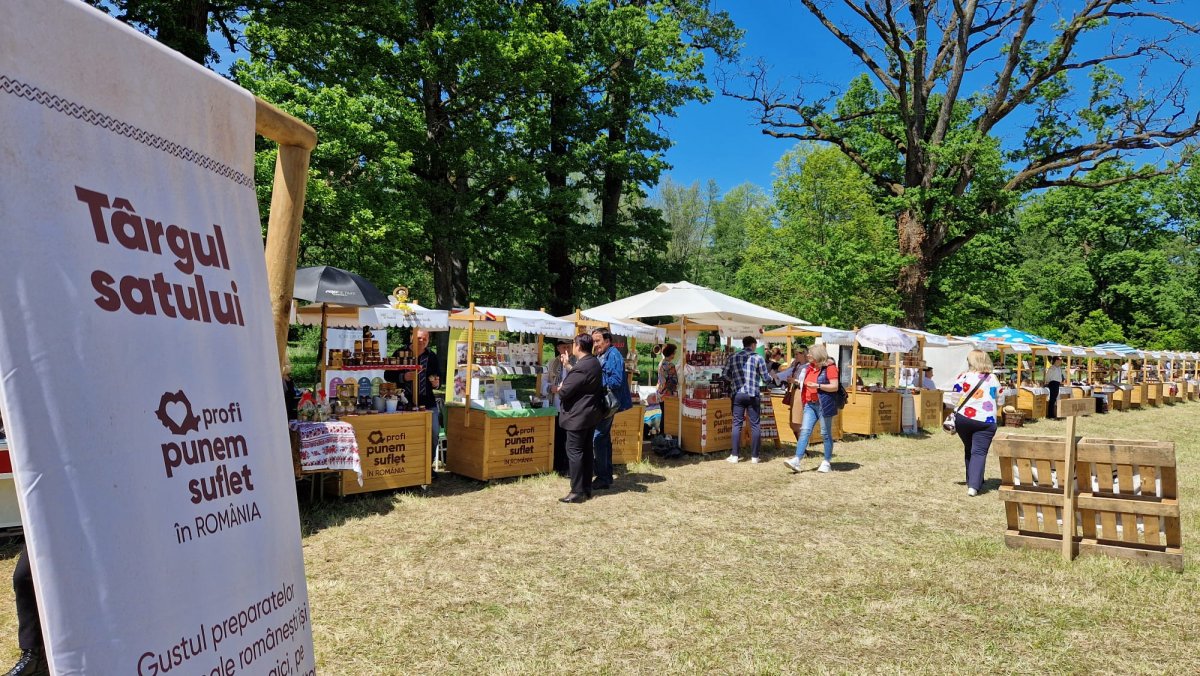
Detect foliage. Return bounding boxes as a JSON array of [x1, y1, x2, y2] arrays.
[[728, 1, 1200, 327]]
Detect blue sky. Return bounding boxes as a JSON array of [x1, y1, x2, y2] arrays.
[[660, 0, 1200, 196]]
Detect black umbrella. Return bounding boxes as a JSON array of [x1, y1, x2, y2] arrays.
[[293, 265, 389, 307], [293, 266, 388, 393]]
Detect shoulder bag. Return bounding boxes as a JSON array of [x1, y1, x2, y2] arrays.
[[943, 375, 988, 434]]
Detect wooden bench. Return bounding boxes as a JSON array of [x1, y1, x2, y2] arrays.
[[994, 430, 1183, 571]]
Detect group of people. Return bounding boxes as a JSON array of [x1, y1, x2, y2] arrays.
[[545, 329, 632, 503]]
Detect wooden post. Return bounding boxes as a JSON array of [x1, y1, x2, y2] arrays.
[[257, 97, 317, 373], [464, 303, 476, 427], [410, 327, 420, 409], [1058, 396, 1095, 561], [893, 350, 901, 388], [850, 337, 860, 405]]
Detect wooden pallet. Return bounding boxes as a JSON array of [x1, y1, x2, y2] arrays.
[[994, 431, 1182, 571]]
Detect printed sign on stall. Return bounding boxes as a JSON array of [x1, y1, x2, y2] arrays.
[[0, 2, 314, 673]]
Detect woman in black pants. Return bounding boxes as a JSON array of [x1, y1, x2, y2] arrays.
[[7, 547, 47, 675], [950, 349, 1005, 497]]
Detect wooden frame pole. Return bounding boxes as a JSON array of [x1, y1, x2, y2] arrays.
[[257, 97, 317, 373]]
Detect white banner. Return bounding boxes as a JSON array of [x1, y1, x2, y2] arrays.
[[0, 2, 314, 674]]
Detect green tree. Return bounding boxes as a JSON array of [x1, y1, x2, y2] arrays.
[[728, 1, 1200, 328], [83, 0, 247, 65], [735, 144, 904, 328]]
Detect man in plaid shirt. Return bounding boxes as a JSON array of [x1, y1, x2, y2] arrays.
[[722, 335, 772, 463]]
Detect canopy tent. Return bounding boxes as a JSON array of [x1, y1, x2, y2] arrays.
[[585, 281, 804, 444], [586, 281, 803, 326], [561, 309, 666, 344], [967, 326, 1056, 347], [449, 306, 575, 339]]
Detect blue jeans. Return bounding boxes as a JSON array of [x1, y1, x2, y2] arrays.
[[593, 415, 614, 485], [795, 402, 834, 462], [731, 392, 762, 458], [430, 405, 441, 465]]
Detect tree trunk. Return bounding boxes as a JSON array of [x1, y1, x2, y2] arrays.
[[545, 91, 574, 315], [431, 234, 468, 311], [896, 208, 930, 329], [599, 61, 631, 302], [154, 0, 212, 65]]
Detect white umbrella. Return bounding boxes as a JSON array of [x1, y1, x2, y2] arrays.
[[856, 324, 917, 354], [586, 281, 803, 325]]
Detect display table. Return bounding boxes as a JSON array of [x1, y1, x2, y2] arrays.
[[912, 389, 944, 430], [313, 412, 431, 495], [289, 420, 363, 480], [445, 405, 555, 480], [0, 440, 19, 529], [1146, 382, 1163, 406], [1017, 386, 1049, 421], [768, 393, 844, 446], [1127, 382, 1148, 407], [662, 396, 732, 454], [842, 390, 901, 436], [611, 404, 645, 465]]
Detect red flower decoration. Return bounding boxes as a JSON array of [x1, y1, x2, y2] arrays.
[[963, 407, 977, 418]]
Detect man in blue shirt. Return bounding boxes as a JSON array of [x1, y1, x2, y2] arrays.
[[591, 328, 631, 489], [722, 335, 771, 463]]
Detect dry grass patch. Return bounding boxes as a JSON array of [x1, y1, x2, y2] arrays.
[[3, 405, 1200, 673]]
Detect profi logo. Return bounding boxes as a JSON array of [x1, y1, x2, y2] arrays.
[[507, 424, 519, 437], [155, 390, 200, 436], [368, 430, 386, 444]]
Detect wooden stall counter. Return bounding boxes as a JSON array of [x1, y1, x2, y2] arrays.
[[841, 390, 901, 436], [1166, 382, 1183, 404], [611, 404, 645, 465], [1128, 382, 1148, 408], [327, 411, 432, 495], [445, 404, 556, 480], [1188, 381, 1198, 401], [912, 389, 944, 430], [769, 392, 843, 446], [1017, 386, 1049, 421], [1146, 382, 1163, 406], [662, 396, 733, 454]]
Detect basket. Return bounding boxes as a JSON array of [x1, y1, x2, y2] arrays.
[[1003, 411, 1025, 427]]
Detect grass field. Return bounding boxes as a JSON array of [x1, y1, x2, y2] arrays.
[[2, 403, 1199, 674]]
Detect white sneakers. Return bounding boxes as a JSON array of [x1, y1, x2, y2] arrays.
[[726, 455, 740, 464], [751, 457, 762, 464], [784, 457, 803, 473], [967, 487, 978, 497], [817, 461, 832, 473]]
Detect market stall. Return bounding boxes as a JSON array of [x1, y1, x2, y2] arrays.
[[444, 304, 575, 480], [585, 282, 802, 454], [838, 325, 920, 436], [563, 309, 666, 466]]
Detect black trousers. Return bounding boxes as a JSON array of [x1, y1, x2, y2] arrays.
[[553, 418, 568, 476], [1047, 381, 1061, 418], [564, 428, 595, 497], [14, 547, 41, 650], [955, 414, 996, 491]]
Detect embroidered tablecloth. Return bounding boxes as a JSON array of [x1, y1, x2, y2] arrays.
[[289, 420, 363, 485]]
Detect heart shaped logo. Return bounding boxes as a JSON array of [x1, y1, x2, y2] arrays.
[[156, 390, 200, 436]]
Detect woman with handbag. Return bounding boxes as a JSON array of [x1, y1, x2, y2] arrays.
[[780, 346, 808, 440], [949, 349, 1005, 497], [656, 343, 679, 399], [784, 344, 839, 474]]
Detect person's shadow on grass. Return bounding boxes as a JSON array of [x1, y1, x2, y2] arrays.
[[596, 471, 665, 497]]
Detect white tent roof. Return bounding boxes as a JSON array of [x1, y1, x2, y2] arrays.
[[585, 281, 803, 326], [359, 304, 450, 330], [449, 306, 576, 339], [562, 310, 666, 343]]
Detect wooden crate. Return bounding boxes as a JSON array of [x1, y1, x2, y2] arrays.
[[1017, 389, 1048, 421], [1110, 385, 1130, 411], [328, 412, 432, 495], [1167, 382, 1183, 404], [993, 431, 1182, 571], [611, 405, 644, 465], [445, 406, 555, 480], [770, 393, 843, 445], [913, 389, 944, 430], [1188, 381, 1198, 401], [1146, 382, 1163, 406], [1129, 383, 1148, 408], [841, 391, 901, 436], [662, 397, 733, 454]]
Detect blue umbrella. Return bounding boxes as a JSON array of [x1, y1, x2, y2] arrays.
[[1094, 342, 1139, 356], [966, 326, 1056, 346]]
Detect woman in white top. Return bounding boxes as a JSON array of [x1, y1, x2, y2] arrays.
[[950, 349, 1005, 496], [1044, 355, 1065, 418]]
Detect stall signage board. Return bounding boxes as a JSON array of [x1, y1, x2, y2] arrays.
[[0, 2, 313, 672]]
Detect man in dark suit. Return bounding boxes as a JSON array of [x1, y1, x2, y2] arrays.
[[556, 333, 605, 503]]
